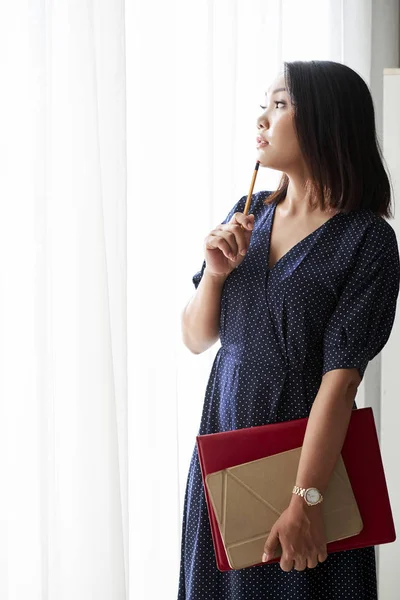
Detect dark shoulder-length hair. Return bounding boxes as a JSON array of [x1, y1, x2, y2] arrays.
[[263, 60, 394, 219]]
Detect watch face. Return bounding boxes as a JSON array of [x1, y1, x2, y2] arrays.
[[305, 488, 320, 504]]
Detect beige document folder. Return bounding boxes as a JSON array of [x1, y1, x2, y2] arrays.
[[205, 446, 363, 570]]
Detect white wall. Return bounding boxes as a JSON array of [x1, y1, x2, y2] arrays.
[[379, 67, 400, 600]]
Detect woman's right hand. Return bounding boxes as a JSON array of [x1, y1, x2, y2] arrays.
[[203, 212, 255, 277]]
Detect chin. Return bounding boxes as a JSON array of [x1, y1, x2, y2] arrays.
[[257, 157, 281, 172]]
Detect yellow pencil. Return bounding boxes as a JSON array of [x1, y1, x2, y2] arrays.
[[240, 160, 260, 229]]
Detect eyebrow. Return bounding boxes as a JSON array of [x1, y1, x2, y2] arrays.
[[265, 87, 287, 96]]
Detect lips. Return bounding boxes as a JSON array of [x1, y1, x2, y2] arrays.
[[256, 135, 269, 144]]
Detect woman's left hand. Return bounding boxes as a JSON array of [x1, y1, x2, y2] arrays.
[[261, 502, 328, 572]]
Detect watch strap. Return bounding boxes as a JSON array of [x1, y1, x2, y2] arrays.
[[292, 485, 306, 497], [292, 485, 324, 504]]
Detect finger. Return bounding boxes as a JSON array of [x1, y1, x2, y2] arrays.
[[231, 212, 254, 231], [262, 529, 280, 563], [221, 226, 249, 258], [294, 558, 307, 572], [229, 223, 252, 256], [220, 230, 240, 258], [279, 554, 295, 572], [307, 556, 319, 569], [318, 550, 328, 563], [207, 231, 238, 260], [231, 211, 254, 228]]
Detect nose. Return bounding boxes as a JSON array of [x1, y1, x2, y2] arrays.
[[257, 113, 268, 130]]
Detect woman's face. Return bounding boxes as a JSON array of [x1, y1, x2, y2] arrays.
[[256, 73, 305, 174]]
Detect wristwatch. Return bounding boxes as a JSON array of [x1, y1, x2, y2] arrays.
[[292, 485, 324, 506]]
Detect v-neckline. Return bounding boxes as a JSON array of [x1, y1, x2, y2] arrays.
[[266, 200, 343, 273]]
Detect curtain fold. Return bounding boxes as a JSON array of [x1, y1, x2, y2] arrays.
[[0, 1, 128, 598]]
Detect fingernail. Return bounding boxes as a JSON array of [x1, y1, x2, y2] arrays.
[[262, 553, 269, 562], [240, 248, 247, 255]]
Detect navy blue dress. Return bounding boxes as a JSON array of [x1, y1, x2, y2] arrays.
[[177, 190, 400, 600]]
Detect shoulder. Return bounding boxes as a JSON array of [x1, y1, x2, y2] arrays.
[[334, 206, 396, 248], [342, 209, 400, 273], [355, 210, 398, 254]]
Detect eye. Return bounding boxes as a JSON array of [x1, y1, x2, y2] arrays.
[[259, 101, 286, 110]]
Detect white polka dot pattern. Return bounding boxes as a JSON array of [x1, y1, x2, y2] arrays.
[[177, 191, 400, 599]]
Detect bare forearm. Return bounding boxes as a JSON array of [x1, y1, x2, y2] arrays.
[[181, 267, 228, 354], [289, 374, 359, 511]]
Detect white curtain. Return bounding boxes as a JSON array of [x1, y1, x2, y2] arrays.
[[0, 0, 398, 599], [0, 1, 128, 598]]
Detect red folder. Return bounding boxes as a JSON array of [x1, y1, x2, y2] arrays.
[[196, 407, 396, 571]]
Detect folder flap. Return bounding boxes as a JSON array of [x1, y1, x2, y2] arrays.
[[206, 445, 363, 553]]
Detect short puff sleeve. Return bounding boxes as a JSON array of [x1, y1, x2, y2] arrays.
[[322, 222, 400, 382], [192, 194, 247, 289]]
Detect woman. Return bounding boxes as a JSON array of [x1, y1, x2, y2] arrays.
[[178, 60, 400, 600]]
